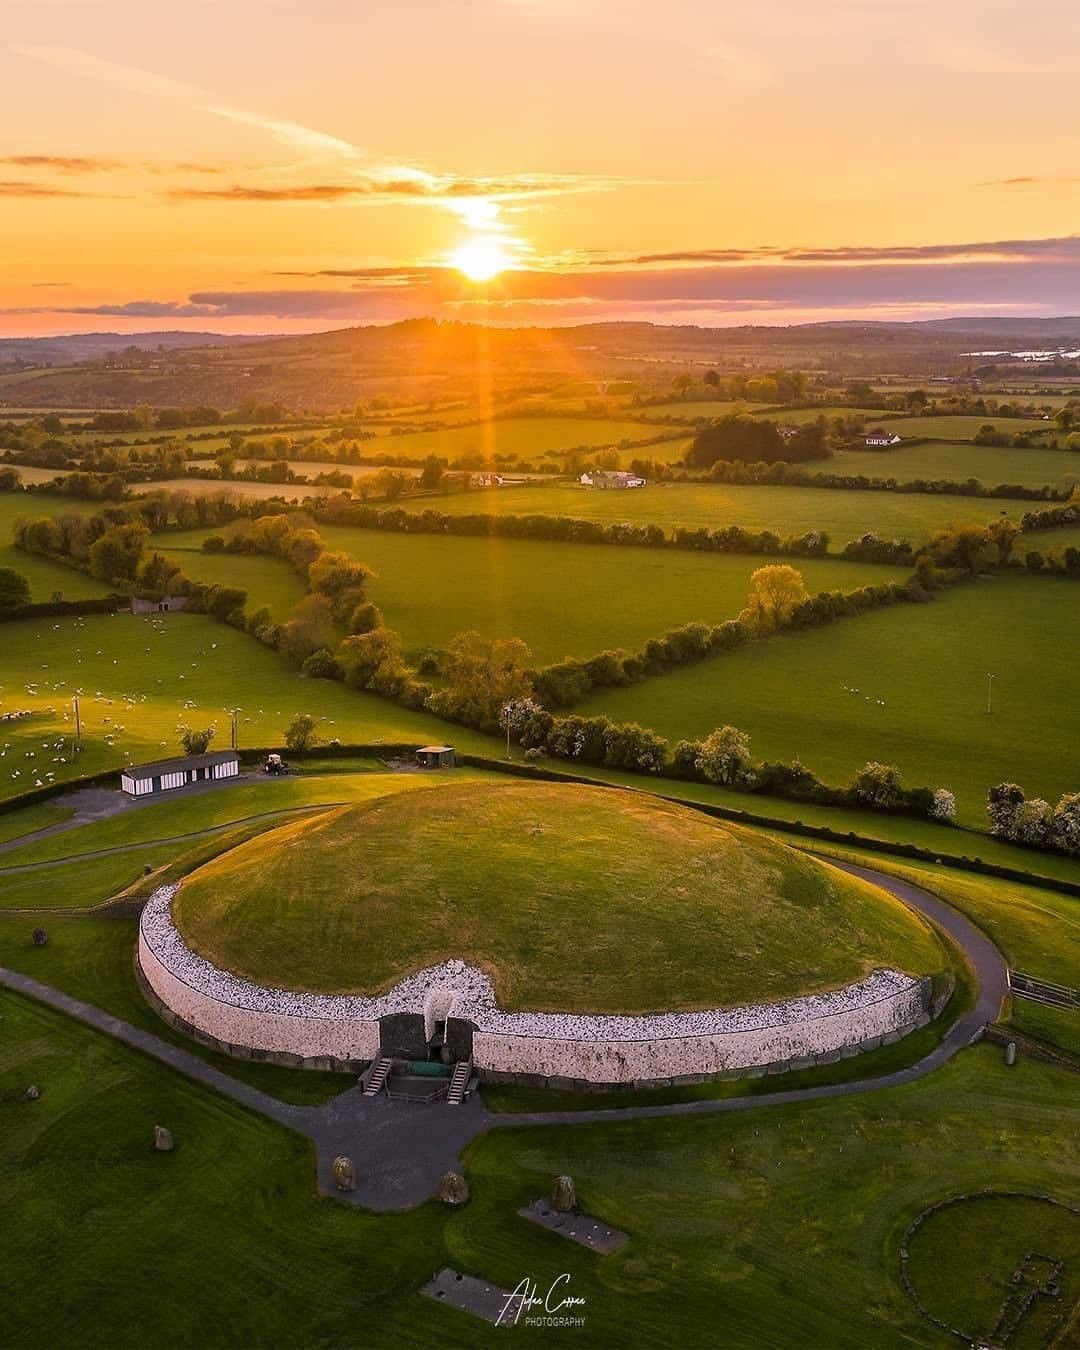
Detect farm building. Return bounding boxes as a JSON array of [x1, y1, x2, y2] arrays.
[[579, 470, 646, 489], [131, 595, 189, 615], [864, 431, 902, 447], [120, 749, 240, 797], [416, 745, 456, 769]]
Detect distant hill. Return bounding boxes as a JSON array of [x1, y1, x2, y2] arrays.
[[2, 315, 1078, 413], [0, 330, 278, 367]]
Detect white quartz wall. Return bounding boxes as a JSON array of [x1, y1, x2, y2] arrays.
[[138, 885, 931, 1079]]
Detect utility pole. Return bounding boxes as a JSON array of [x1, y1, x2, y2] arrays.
[[986, 672, 994, 716], [73, 695, 81, 745], [231, 709, 238, 750], [502, 703, 512, 760]]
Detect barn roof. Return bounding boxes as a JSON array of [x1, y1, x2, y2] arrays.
[[122, 749, 239, 780]]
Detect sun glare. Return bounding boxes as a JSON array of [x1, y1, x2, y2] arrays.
[[450, 237, 510, 282]]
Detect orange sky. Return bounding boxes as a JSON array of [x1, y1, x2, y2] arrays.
[[4, 1, 1080, 335]]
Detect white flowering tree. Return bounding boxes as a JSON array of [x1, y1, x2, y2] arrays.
[[1051, 792, 1080, 856], [695, 725, 752, 786], [852, 762, 904, 810], [930, 788, 957, 823]]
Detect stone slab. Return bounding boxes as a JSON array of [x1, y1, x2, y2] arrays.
[[518, 1200, 628, 1254], [421, 1267, 517, 1325]]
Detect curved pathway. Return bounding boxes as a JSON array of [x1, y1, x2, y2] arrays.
[[0, 859, 1009, 1212], [0, 803, 345, 876]]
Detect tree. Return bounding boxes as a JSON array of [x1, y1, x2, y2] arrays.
[[0, 568, 31, 614], [852, 762, 904, 810], [930, 788, 957, 822], [179, 725, 215, 756], [1051, 793, 1080, 855], [988, 782, 1027, 838], [87, 522, 149, 583], [284, 713, 321, 754], [427, 630, 533, 728], [744, 564, 808, 630], [695, 725, 752, 785], [279, 593, 336, 665], [987, 517, 1019, 564], [337, 627, 405, 690], [419, 455, 443, 490], [136, 551, 184, 595]]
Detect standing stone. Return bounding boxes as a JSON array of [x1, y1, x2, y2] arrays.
[[31, 928, 48, 947], [551, 1175, 576, 1212], [437, 1171, 469, 1205], [24, 1084, 40, 1101], [332, 1155, 357, 1192], [153, 1125, 174, 1152], [1005, 1042, 1017, 1066]]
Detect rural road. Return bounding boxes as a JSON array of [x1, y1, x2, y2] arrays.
[[0, 859, 1010, 1212]]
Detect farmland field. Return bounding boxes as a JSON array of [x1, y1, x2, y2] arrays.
[[0, 494, 105, 601], [831, 440, 1080, 489], [0, 609, 498, 800], [1021, 524, 1080, 551], [161, 526, 910, 663], [583, 573, 1079, 825], [393, 480, 1026, 542], [880, 414, 1054, 439], [362, 415, 667, 461], [749, 405, 891, 424]]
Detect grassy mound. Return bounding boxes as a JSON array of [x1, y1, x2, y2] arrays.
[[173, 781, 945, 1011]]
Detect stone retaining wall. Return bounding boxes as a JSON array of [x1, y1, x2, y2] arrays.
[[138, 885, 934, 1084]]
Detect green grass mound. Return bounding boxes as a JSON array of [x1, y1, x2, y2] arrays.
[[173, 781, 945, 1011], [905, 1194, 1079, 1347]]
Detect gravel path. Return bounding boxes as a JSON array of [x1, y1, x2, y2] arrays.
[[0, 859, 1010, 1212]]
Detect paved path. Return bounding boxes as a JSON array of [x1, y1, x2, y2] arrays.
[[0, 859, 1010, 1212]]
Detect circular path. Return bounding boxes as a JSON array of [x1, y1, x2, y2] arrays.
[[0, 858, 1009, 1212]]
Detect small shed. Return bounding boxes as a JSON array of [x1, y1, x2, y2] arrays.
[[120, 749, 240, 797], [416, 745, 455, 770]]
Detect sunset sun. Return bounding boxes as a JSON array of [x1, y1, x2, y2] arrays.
[[450, 236, 509, 282]]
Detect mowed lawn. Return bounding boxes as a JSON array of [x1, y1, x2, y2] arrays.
[[396, 481, 1023, 543], [2, 988, 1078, 1349], [833, 441, 1080, 490], [584, 573, 1080, 824], [0, 609, 500, 800], [174, 781, 944, 1006], [312, 525, 911, 661]]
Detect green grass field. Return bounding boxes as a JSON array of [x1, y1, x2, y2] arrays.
[[174, 780, 944, 1005], [583, 574, 1080, 825], [162, 548, 307, 619], [0, 494, 105, 602], [366, 416, 666, 462], [0, 610, 499, 800], [307, 526, 907, 661], [833, 441, 1080, 490], [390, 481, 1022, 543], [882, 414, 1054, 439], [1022, 524, 1080, 552], [2, 989, 1077, 1348]]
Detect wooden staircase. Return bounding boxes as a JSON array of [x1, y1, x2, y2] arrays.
[[446, 1059, 472, 1106], [363, 1056, 393, 1097]]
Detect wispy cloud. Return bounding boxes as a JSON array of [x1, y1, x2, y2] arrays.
[[166, 171, 617, 205], [977, 176, 1080, 189], [0, 154, 123, 173], [0, 180, 114, 198], [14, 233, 1080, 325], [613, 235, 1080, 267]]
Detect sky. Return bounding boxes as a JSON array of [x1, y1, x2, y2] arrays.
[[4, 0, 1080, 336]]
